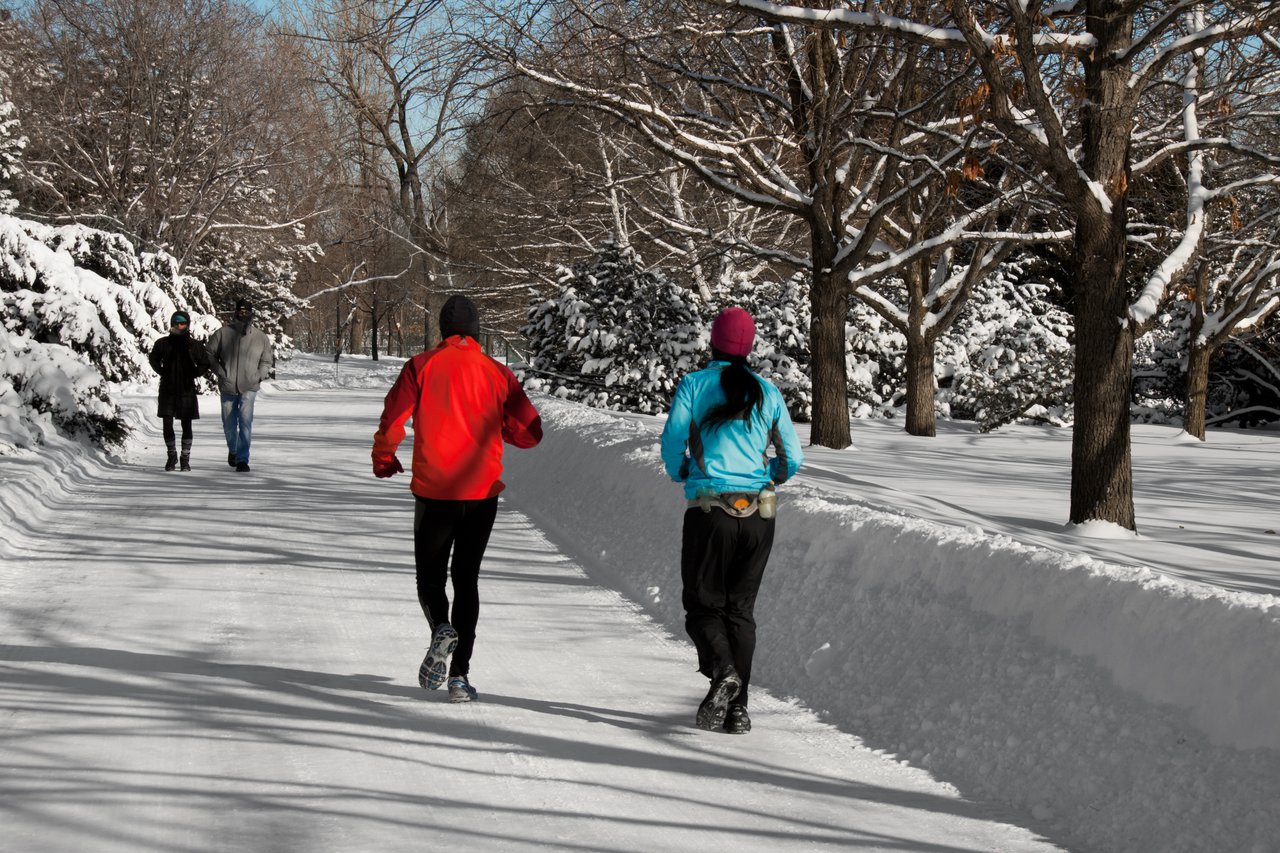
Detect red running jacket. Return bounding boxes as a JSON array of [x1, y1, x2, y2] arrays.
[[372, 335, 542, 500]]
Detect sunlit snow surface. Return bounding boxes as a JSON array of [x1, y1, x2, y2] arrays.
[[1, 353, 1276, 853]]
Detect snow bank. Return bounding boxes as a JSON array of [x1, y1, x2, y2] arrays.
[[503, 398, 1280, 853]]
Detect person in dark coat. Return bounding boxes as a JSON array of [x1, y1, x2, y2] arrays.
[[148, 310, 211, 471]]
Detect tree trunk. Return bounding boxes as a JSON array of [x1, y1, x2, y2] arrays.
[[904, 332, 937, 437], [424, 269, 442, 349], [1184, 341, 1212, 441], [1069, 3, 1136, 530], [333, 298, 342, 363], [349, 316, 362, 356], [808, 264, 851, 449], [1069, 223, 1135, 529]]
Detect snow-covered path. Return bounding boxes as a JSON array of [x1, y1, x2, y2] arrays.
[[0, 385, 1060, 852]]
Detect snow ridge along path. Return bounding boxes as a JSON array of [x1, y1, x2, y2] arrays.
[[0, 370, 1058, 852]]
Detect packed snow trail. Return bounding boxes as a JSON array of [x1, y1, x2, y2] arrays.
[[0, 381, 1060, 852]]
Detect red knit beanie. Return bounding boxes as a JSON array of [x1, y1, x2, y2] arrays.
[[710, 307, 755, 357]]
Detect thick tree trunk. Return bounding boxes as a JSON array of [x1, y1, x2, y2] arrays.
[[1069, 224, 1134, 529], [904, 332, 936, 436], [349, 316, 362, 356], [1184, 342, 1212, 441], [808, 264, 851, 449], [1069, 3, 1136, 530]]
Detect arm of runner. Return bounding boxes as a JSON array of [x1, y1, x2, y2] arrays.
[[767, 394, 804, 485], [660, 376, 694, 482], [372, 361, 417, 477], [501, 369, 542, 448]]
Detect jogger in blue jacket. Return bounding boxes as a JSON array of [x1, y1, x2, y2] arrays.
[[660, 306, 803, 734]]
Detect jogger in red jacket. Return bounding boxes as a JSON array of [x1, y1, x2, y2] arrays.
[[373, 295, 542, 702]]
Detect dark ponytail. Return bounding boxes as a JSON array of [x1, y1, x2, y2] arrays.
[[701, 350, 764, 431]]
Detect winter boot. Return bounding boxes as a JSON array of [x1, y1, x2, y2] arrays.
[[447, 675, 478, 703], [164, 450, 178, 471], [179, 454, 191, 471], [695, 665, 742, 731], [418, 623, 459, 690], [723, 703, 751, 735]]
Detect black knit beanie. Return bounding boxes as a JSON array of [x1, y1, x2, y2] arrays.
[[439, 295, 480, 339]]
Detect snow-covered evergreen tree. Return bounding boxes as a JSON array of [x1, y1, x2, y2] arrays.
[[719, 272, 812, 420], [942, 260, 1074, 431], [1132, 301, 1189, 424], [191, 232, 307, 351], [847, 298, 907, 419], [1, 215, 215, 450], [0, 44, 23, 216], [520, 239, 705, 414]]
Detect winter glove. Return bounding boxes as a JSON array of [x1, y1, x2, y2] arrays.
[[373, 455, 404, 478]]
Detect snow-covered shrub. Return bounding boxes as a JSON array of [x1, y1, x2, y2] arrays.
[[847, 298, 907, 419], [1132, 295, 1280, 430], [520, 239, 706, 413], [942, 261, 1074, 431], [718, 272, 812, 420], [1132, 299, 1190, 424], [1, 213, 216, 448], [0, 324, 122, 449], [2, 219, 217, 380]]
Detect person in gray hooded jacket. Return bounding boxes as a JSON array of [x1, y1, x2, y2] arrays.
[[206, 298, 273, 472]]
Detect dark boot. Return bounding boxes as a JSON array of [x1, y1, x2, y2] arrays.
[[695, 665, 742, 731], [179, 454, 191, 471], [228, 452, 236, 467], [724, 703, 751, 734], [164, 450, 178, 471]]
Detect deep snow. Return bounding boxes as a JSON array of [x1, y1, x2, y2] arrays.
[[2, 352, 1277, 853], [502, 396, 1279, 853]]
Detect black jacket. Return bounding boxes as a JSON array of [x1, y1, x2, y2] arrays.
[[149, 333, 211, 420]]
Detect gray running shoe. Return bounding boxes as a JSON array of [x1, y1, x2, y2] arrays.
[[447, 675, 477, 703], [418, 623, 458, 690]]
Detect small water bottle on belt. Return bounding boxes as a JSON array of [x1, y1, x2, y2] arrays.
[[758, 483, 777, 519]]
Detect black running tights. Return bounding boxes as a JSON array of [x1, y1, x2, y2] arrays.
[[413, 495, 499, 677]]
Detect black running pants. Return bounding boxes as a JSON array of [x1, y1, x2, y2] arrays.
[[413, 495, 499, 677], [680, 507, 775, 706]]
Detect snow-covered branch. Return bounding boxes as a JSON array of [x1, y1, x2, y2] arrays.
[[701, 0, 1096, 54]]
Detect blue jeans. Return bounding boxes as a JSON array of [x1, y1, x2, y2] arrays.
[[220, 391, 257, 464]]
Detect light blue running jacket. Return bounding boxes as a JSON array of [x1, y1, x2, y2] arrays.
[[660, 361, 804, 500]]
